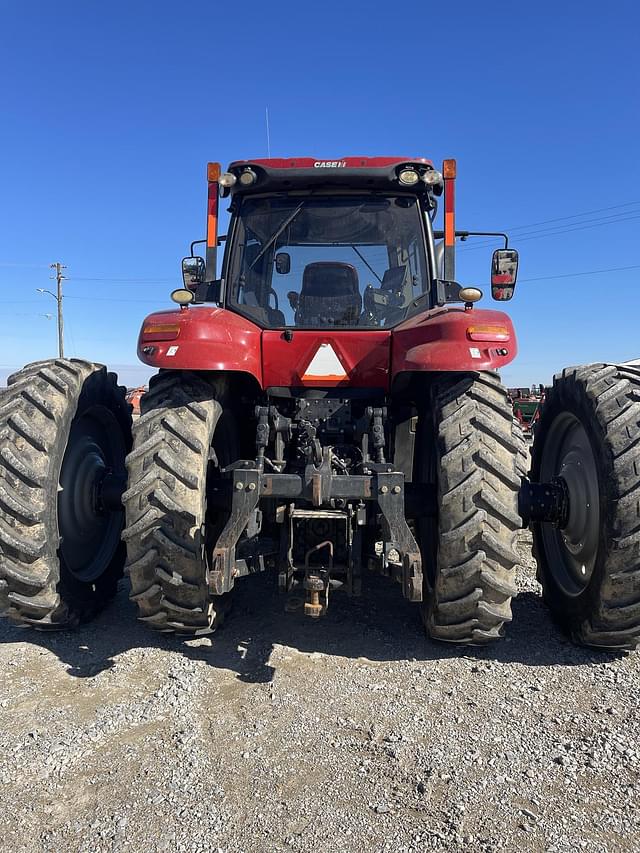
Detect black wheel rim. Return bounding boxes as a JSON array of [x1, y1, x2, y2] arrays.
[[58, 406, 126, 584], [540, 412, 600, 596]]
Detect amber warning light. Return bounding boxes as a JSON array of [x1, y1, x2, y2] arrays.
[[443, 159, 457, 179], [466, 325, 510, 342], [142, 323, 180, 341]]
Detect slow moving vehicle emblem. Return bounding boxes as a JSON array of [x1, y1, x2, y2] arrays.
[[301, 343, 347, 381]]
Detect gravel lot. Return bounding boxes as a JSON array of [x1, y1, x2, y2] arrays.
[[0, 530, 638, 853]]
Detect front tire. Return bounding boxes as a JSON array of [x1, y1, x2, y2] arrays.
[[531, 363, 640, 649]]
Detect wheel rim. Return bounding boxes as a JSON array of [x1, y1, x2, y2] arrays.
[[540, 412, 600, 596], [58, 406, 126, 584]]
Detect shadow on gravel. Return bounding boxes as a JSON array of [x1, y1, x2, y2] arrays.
[[0, 572, 624, 683]]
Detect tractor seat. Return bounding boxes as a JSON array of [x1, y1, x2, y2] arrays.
[[297, 262, 362, 326]]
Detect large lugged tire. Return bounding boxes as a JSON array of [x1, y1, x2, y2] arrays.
[[531, 363, 640, 649], [417, 372, 526, 644], [123, 371, 235, 635], [0, 359, 132, 628]]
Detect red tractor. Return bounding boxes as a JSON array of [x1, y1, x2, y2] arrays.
[[508, 385, 545, 436], [1, 157, 638, 649]]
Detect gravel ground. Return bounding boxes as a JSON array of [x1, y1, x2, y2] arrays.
[[0, 530, 638, 853]]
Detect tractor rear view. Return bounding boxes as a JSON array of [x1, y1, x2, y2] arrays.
[[1, 156, 638, 650]]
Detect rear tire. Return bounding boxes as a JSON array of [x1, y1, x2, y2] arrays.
[[0, 360, 132, 628], [531, 363, 640, 649], [123, 371, 235, 635], [416, 372, 526, 644]]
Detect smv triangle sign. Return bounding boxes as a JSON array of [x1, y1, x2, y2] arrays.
[[301, 343, 348, 381]]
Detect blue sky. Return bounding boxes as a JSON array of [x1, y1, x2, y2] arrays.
[[1, 1, 638, 387]]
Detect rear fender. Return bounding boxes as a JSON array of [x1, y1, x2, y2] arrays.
[[392, 306, 517, 377], [137, 306, 263, 386]]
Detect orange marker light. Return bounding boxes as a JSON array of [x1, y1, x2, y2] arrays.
[[142, 323, 181, 341], [207, 162, 221, 182], [466, 325, 510, 342], [443, 159, 457, 179]]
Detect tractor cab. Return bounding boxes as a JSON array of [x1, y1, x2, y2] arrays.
[[177, 158, 519, 325], [224, 193, 430, 330]]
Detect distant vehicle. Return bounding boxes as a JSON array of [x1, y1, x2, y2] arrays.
[[508, 385, 545, 435], [125, 386, 146, 416]]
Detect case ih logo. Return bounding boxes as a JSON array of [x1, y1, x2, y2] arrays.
[[313, 160, 347, 168]]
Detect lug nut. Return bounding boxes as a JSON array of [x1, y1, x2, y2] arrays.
[[380, 485, 389, 494], [248, 482, 256, 491], [392, 485, 401, 494], [235, 482, 244, 490]]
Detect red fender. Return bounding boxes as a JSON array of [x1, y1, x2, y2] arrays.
[[137, 307, 263, 385], [137, 305, 517, 391], [391, 306, 517, 378]]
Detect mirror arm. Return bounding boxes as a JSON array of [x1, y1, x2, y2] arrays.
[[433, 230, 509, 249], [190, 239, 207, 257]]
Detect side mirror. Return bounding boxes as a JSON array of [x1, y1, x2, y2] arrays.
[[275, 252, 291, 275], [182, 256, 206, 290], [491, 249, 519, 301]]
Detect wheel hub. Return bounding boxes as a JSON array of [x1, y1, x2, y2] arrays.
[[540, 413, 600, 595], [58, 408, 126, 584]]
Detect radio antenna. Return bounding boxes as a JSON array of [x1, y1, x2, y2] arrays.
[[265, 107, 271, 158]]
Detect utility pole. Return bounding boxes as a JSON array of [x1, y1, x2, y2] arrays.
[[38, 263, 66, 357], [52, 262, 65, 358]]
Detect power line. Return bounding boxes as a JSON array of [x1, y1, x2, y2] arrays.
[[5, 258, 638, 308], [461, 200, 640, 245], [500, 209, 640, 239], [520, 263, 640, 283], [68, 276, 174, 283], [65, 295, 165, 303], [492, 200, 640, 234], [458, 202, 640, 251], [65, 262, 640, 299], [459, 211, 640, 251], [0, 262, 51, 269], [507, 212, 640, 244]]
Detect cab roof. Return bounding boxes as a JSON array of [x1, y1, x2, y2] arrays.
[[225, 157, 439, 196]]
